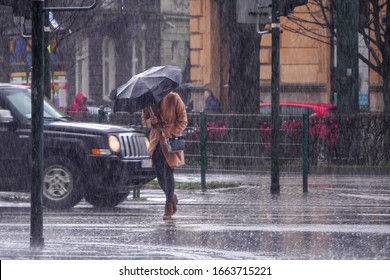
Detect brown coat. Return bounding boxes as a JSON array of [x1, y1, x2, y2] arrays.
[[142, 92, 188, 168]]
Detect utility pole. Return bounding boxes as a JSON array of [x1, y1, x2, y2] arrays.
[[237, 0, 307, 194], [335, 0, 359, 114], [270, 0, 281, 194], [44, 0, 51, 100], [30, 0, 45, 248], [29, 0, 97, 249], [335, 0, 359, 163]]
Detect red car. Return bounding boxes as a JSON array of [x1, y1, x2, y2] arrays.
[[259, 102, 337, 117], [259, 102, 338, 162]]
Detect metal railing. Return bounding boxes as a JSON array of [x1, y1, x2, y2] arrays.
[[76, 110, 309, 171], [74, 110, 390, 178], [182, 112, 309, 176]]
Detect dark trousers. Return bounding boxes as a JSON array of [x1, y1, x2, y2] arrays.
[[152, 144, 175, 203]]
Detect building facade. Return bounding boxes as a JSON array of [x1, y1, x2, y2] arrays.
[[1, 0, 190, 110], [161, 0, 190, 77], [66, 0, 162, 109], [189, 0, 385, 112]]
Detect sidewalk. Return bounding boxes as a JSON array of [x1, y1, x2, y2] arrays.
[[175, 170, 390, 187], [0, 173, 389, 260]]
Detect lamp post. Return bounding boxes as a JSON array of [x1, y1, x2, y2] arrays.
[[270, 0, 281, 194], [29, 0, 97, 249], [30, 0, 45, 248], [335, 0, 359, 114], [44, 0, 51, 100]]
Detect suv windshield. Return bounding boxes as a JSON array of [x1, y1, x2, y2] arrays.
[[3, 88, 66, 121]]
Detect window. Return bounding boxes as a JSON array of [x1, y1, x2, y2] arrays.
[[260, 105, 314, 116], [75, 38, 89, 97], [260, 105, 272, 115], [3, 89, 62, 120], [282, 106, 313, 116], [131, 38, 146, 75], [5, 90, 32, 118], [132, 41, 138, 76], [102, 37, 116, 101], [171, 41, 179, 63]]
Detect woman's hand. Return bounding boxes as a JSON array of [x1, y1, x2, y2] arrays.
[[150, 115, 158, 125], [150, 115, 158, 124], [150, 115, 160, 128]]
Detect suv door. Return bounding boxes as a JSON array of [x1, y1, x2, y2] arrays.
[[0, 95, 31, 191]]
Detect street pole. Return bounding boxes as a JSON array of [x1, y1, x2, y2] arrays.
[[336, 0, 359, 114], [44, 0, 51, 100], [335, 0, 359, 161], [302, 114, 309, 193], [200, 112, 207, 192], [28, 0, 97, 250], [30, 0, 45, 248], [270, 0, 281, 194]]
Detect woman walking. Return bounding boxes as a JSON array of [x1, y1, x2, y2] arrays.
[[142, 91, 188, 220]]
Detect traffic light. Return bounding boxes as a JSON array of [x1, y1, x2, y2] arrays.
[[279, 0, 308, 16]]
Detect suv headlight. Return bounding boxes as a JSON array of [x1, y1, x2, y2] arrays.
[[108, 135, 121, 153]]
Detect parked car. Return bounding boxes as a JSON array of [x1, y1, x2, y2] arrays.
[[0, 83, 155, 209], [259, 102, 338, 162], [259, 102, 337, 117], [184, 114, 228, 165]]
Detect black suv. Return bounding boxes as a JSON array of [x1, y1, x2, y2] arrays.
[[0, 83, 155, 209]]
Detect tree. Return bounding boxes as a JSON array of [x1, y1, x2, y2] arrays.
[[220, 0, 261, 114], [0, 5, 13, 82], [286, 0, 390, 112], [335, 0, 359, 114]]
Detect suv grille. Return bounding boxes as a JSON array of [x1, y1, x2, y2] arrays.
[[119, 133, 148, 158]]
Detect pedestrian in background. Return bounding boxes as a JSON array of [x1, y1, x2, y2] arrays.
[[141, 91, 188, 220], [69, 92, 88, 119], [203, 88, 222, 114]]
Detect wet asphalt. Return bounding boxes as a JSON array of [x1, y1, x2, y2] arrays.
[[0, 173, 389, 260]]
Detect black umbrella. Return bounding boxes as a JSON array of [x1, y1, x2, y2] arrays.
[[113, 65, 181, 112]]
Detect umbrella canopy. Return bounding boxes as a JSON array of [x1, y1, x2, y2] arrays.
[[113, 65, 182, 112]]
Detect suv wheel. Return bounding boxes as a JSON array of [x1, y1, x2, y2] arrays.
[[43, 156, 84, 209], [84, 192, 130, 208]]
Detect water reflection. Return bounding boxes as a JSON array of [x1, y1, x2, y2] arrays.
[[1, 182, 389, 259]]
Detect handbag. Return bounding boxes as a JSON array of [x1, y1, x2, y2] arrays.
[[150, 106, 186, 153], [165, 136, 187, 153]]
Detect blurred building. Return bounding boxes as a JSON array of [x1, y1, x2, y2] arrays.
[[189, 0, 385, 112], [0, 0, 190, 110]]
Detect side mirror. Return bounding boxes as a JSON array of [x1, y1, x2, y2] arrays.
[[0, 109, 14, 123]]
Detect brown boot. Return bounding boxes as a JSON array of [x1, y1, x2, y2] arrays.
[[163, 203, 173, 220], [172, 194, 178, 215]]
